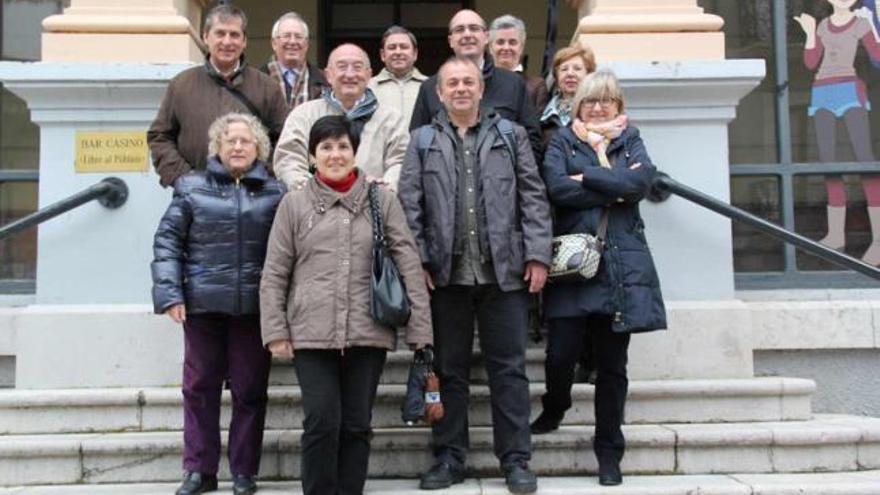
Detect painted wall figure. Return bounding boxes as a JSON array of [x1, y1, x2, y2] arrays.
[[794, 0, 880, 265]]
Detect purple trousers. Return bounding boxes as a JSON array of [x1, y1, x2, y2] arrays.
[[182, 314, 271, 476]]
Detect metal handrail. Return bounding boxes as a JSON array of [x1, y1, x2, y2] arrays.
[[0, 177, 128, 241], [652, 174, 880, 281]]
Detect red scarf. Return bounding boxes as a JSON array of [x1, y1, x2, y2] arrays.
[[317, 169, 358, 193]]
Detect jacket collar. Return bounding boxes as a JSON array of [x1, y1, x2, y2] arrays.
[[432, 107, 501, 145], [267, 57, 328, 88], [204, 57, 247, 86], [374, 67, 427, 84], [206, 155, 270, 186], [322, 87, 379, 121], [307, 169, 368, 214]]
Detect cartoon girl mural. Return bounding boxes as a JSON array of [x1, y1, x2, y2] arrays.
[[794, 0, 880, 265]]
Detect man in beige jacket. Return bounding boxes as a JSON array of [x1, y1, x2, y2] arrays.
[[273, 43, 409, 191], [368, 25, 428, 123]]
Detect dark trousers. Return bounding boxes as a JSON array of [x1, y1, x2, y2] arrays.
[[294, 347, 387, 495], [430, 285, 532, 469], [182, 314, 271, 476], [541, 315, 630, 463]]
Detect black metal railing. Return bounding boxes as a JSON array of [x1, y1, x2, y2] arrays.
[[0, 177, 129, 241], [652, 174, 880, 282]]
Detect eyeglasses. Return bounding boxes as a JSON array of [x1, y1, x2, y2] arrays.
[[450, 24, 486, 35], [276, 32, 306, 42], [222, 137, 256, 147], [583, 98, 617, 108]]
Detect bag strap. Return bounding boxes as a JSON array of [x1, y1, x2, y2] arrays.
[[368, 182, 387, 248], [215, 78, 280, 145], [495, 118, 518, 166], [417, 125, 435, 165]]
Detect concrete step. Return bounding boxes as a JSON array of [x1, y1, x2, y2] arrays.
[[0, 377, 815, 434], [3, 471, 880, 494], [269, 348, 549, 385], [0, 415, 877, 485]]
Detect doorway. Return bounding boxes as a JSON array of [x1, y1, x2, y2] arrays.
[[320, 0, 473, 75]]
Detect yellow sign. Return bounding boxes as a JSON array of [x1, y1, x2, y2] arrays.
[[75, 131, 149, 173]]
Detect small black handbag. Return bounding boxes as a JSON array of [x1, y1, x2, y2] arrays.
[[368, 183, 412, 328]]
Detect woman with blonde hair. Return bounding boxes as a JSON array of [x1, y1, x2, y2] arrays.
[[152, 112, 286, 495], [531, 69, 666, 486]]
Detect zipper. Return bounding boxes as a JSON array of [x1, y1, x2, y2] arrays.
[[234, 178, 242, 315]]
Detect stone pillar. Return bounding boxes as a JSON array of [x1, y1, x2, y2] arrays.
[[0, 61, 193, 388], [573, 0, 725, 61], [41, 0, 209, 62]]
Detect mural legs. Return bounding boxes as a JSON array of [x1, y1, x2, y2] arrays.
[[814, 108, 880, 265]]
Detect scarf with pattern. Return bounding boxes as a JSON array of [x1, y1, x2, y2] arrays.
[[571, 114, 628, 169]]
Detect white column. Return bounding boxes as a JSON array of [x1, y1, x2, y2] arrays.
[[41, 0, 209, 62], [573, 0, 725, 61]]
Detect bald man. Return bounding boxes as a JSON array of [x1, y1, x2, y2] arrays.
[[273, 43, 409, 190], [409, 9, 543, 160]]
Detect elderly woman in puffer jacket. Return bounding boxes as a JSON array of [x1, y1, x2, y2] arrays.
[[259, 115, 432, 495], [151, 112, 286, 495]]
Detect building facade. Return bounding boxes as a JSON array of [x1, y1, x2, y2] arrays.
[[3, 0, 879, 293]]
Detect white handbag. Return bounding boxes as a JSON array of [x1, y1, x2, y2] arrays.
[[548, 209, 609, 280]]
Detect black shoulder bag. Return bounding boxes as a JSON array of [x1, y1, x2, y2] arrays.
[[368, 183, 411, 328]]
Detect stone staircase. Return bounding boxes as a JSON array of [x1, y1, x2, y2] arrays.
[[1, 349, 880, 494]]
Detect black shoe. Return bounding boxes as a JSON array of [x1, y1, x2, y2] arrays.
[[175, 472, 218, 495], [504, 464, 537, 494], [530, 410, 563, 434], [419, 461, 465, 490], [598, 460, 622, 486], [232, 474, 258, 495]]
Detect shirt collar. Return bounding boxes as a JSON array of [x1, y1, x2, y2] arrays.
[[329, 90, 367, 110], [209, 59, 241, 79]]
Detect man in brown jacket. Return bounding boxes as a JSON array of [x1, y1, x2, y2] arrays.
[[148, 5, 287, 187]]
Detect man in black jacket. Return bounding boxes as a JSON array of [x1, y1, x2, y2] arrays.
[[400, 57, 552, 494], [408, 9, 543, 160]]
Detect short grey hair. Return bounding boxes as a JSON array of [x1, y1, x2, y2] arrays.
[[271, 12, 309, 39], [488, 14, 526, 43], [203, 5, 248, 37], [207, 113, 271, 163]]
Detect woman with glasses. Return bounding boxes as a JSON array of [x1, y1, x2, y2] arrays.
[[151, 112, 286, 495], [531, 70, 666, 487]]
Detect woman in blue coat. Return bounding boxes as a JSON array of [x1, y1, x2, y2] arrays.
[[530, 69, 666, 487], [151, 112, 286, 495]]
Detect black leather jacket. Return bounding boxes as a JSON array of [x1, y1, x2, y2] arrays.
[[151, 157, 286, 315]]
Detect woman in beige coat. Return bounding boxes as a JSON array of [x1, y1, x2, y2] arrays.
[[260, 115, 432, 495]]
